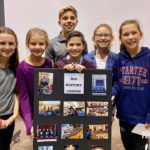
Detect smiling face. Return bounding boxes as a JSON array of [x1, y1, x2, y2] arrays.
[[59, 11, 78, 35], [27, 34, 47, 58], [120, 23, 143, 52], [0, 33, 16, 61], [66, 36, 84, 62], [93, 26, 113, 51]]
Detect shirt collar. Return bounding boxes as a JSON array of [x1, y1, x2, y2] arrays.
[[58, 32, 66, 42], [66, 55, 83, 64]]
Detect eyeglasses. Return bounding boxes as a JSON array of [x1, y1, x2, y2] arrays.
[[95, 33, 112, 38]]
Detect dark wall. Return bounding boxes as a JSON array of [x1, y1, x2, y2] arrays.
[[0, 0, 5, 27]]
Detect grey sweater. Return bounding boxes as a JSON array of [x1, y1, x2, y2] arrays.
[[0, 68, 16, 116]]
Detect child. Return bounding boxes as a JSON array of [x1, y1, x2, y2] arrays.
[[112, 19, 150, 150], [0, 27, 19, 150], [55, 30, 95, 71], [17, 28, 52, 136], [45, 5, 87, 63], [88, 23, 117, 69], [87, 24, 117, 118]]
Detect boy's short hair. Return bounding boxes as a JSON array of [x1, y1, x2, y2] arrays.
[[66, 30, 86, 47], [59, 5, 77, 19]]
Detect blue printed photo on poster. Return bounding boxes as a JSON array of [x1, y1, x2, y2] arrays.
[[38, 72, 53, 95], [61, 124, 83, 139], [63, 101, 85, 116], [86, 124, 108, 140], [38, 145, 53, 150], [39, 101, 60, 116], [92, 75, 107, 95], [87, 102, 108, 117], [37, 124, 57, 142]]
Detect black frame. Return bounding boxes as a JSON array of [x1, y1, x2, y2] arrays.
[[34, 69, 112, 150]]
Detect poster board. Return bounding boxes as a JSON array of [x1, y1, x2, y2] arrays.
[[34, 69, 112, 150]]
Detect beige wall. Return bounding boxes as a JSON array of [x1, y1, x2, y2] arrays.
[[4, 0, 150, 61]]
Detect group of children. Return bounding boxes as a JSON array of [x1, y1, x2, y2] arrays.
[[0, 4, 150, 150]]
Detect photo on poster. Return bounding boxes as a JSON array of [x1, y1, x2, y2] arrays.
[[63, 101, 85, 116], [39, 101, 60, 116], [86, 124, 108, 140], [38, 72, 53, 95], [38, 145, 53, 150], [64, 73, 84, 94], [92, 75, 107, 95], [61, 124, 83, 139], [36, 124, 57, 142], [90, 145, 105, 150], [87, 102, 108, 116], [64, 144, 79, 150]]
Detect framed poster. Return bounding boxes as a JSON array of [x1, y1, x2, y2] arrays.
[[34, 69, 112, 150]]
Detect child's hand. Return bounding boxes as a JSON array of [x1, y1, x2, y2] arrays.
[[4, 119, 10, 128], [0, 119, 4, 129], [0, 119, 9, 129], [64, 64, 75, 71], [144, 123, 150, 129], [75, 64, 85, 73]]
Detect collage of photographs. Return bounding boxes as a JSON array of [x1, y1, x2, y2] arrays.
[[38, 72, 107, 96], [35, 70, 111, 150]]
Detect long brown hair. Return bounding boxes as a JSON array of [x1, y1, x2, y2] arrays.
[[0, 27, 19, 74], [119, 19, 142, 51]]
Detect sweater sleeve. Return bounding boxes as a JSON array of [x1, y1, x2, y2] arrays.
[[81, 58, 96, 69], [16, 66, 32, 135], [112, 55, 121, 97], [145, 53, 150, 123], [54, 60, 66, 69]]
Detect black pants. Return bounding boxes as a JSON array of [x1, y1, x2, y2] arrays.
[[0, 114, 15, 150], [119, 120, 148, 150]]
